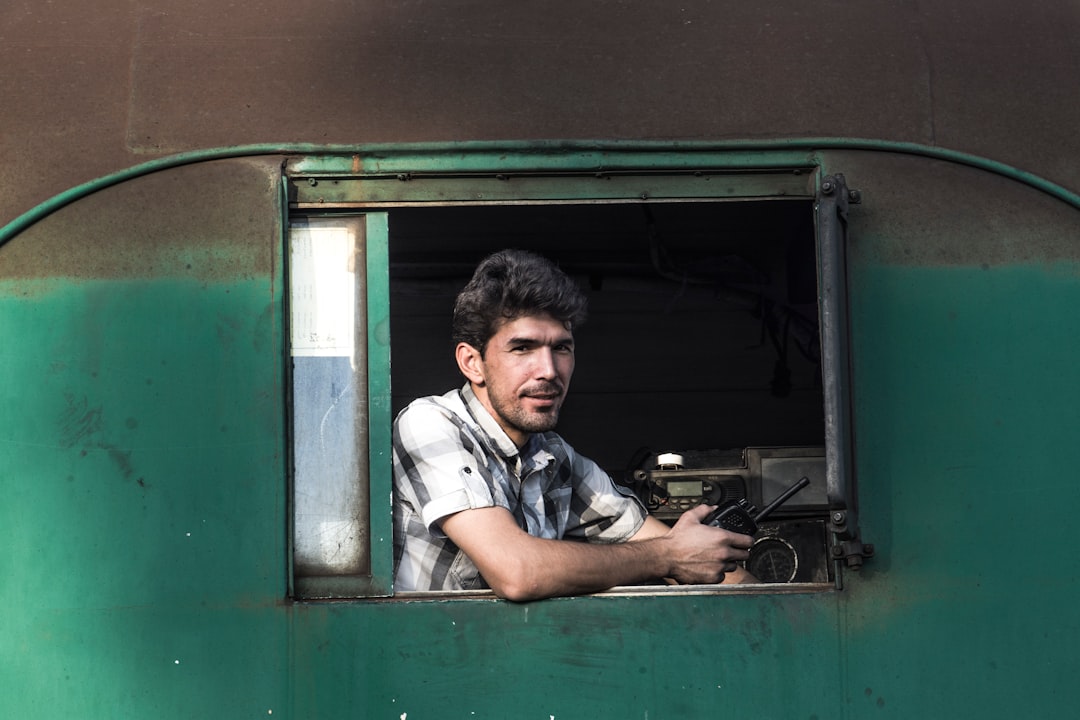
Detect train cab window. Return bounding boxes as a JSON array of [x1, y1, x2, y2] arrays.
[[286, 157, 865, 599], [288, 216, 379, 597]]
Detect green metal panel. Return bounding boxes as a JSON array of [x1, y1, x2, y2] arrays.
[[0, 157, 290, 717], [834, 149, 1080, 716], [291, 171, 815, 206], [287, 590, 844, 718], [4, 145, 1080, 720], [365, 212, 394, 593], [285, 145, 821, 177], [844, 261, 1080, 716]]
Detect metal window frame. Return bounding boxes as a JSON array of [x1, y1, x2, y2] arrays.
[[284, 148, 865, 599]]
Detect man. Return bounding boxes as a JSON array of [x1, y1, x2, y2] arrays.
[[393, 249, 754, 600]]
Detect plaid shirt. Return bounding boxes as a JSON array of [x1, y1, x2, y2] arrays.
[[393, 385, 646, 592]]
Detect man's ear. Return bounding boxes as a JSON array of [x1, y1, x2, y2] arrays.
[[455, 342, 486, 386]]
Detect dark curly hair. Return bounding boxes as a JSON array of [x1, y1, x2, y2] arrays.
[[452, 249, 588, 354]]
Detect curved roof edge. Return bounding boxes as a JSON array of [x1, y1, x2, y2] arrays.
[[3, 139, 1078, 248]]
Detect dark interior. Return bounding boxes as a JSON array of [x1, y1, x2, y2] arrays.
[[387, 199, 824, 484]]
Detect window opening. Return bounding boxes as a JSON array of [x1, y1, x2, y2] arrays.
[[388, 199, 837, 590], [286, 162, 865, 599]]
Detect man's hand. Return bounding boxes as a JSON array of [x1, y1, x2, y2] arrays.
[[658, 504, 754, 584]]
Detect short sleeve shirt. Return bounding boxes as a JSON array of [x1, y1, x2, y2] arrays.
[[392, 385, 647, 592]]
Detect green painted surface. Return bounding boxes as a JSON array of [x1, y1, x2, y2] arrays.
[[364, 212, 395, 593], [286, 592, 844, 719], [0, 278, 289, 717], [4, 150, 1080, 719], [844, 261, 1080, 716], [292, 171, 814, 206]]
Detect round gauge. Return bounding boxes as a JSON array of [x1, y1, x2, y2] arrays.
[[747, 537, 798, 583]]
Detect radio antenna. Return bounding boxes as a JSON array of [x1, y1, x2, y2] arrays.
[[753, 476, 811, 523]]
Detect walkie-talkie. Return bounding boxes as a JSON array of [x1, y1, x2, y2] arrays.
[[704, 476, 811, 535]]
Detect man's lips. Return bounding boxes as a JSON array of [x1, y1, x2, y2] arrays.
[[521, 385, 563, 403]]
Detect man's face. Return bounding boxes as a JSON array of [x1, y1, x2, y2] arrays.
[[463, 313, 575, 447]]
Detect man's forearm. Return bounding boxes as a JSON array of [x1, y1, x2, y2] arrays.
[[490, 534, 674, 601], [440, 505, 751, 601]]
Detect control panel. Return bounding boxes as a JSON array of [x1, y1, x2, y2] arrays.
[[628, 446, 832, 584]]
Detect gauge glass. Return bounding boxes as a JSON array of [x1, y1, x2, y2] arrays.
[[747, 537, 798, 583]]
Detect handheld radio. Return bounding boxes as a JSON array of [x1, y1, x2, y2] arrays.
[[703, 476, 811, 535]]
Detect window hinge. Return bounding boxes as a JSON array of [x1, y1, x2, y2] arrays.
[[829, 509, 875, 568]]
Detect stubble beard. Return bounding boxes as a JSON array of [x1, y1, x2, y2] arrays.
[[489, 384, 564, 436]]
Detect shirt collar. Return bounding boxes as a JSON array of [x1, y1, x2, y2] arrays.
[[459, 383, 523, 460]]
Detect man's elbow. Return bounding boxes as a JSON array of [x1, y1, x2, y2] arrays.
[[483, 562, 549, 602], [490, 582, 545, 602]]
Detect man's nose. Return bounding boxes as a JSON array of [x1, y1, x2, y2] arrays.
[[532, 347, 557, 378]]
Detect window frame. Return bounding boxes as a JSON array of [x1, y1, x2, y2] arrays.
[[284, 148, 862, 599], [288, 212, 393, 599]]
